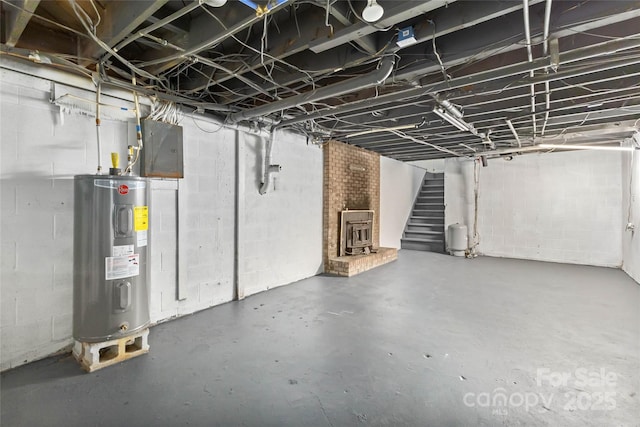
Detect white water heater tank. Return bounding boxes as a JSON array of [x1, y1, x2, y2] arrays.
[[448, 224, 468, 257]]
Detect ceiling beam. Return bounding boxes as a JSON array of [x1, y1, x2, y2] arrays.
[[322, 0, 377, 54], [219, 0, 530, 104], [179, 4, 334, 93], [220, 0, 639, 106], [138, 1, 294, 75], [77, 0, 168, 62], [308, 0, 455, 53], [3, 0, 40, 47]]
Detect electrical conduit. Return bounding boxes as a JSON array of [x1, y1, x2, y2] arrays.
[[125, 76, 144, 175], [96, 82, 102, 174], [523, 0, 537, 139]]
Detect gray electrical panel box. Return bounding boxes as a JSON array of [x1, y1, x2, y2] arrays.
[[140, 119, 184, 178]]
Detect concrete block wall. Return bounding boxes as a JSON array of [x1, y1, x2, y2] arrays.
[[1, 70, 136, 370], [0, 67, 323, 370], [621, 143, 640, 283], [239, 132, 323, 297], [380, 156, 425, 248], [445, 150, 623, 267]]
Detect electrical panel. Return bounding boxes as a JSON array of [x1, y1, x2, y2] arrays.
[[140, 119, 184, 178]]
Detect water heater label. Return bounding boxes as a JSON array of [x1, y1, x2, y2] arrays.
[[105, 254, 140, 280], [113, 244, 134, 257], [137, 230, 148, 247], [134, 206, 148, 231]]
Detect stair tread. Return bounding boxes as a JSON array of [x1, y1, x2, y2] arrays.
[[405, 230, 444, 235], [402, 236, 444, 243], [406, 174, 445, 252]]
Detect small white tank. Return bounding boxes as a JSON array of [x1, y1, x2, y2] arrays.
[[448, 224, 468, 257]]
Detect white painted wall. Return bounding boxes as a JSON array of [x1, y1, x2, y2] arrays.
[[380, 157, 425, 248], [621, 143, 640, 283], [239, 132, 323, 297], [0, 67, 323, 370], [444, 150, 623, 267], [444, 158, 476, 250]]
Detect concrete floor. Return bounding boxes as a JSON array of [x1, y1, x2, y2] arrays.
[[2, 251, 639, 426]]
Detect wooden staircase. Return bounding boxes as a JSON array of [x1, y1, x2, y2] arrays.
[[401, 172, 445, 253]]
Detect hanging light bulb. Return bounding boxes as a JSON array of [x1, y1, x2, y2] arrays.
[[362, 0, 384, 22], [202, 0, 227, 7]]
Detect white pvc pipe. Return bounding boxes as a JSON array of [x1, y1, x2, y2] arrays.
[[96, 82, 102, 174], [523, 0, 537, 138], [541, 0, 553, 136]]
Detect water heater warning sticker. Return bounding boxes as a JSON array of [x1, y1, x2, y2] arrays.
[[137, 230, 148, 247], [134, 206, 148, 231], [105, 254, 140, 280]]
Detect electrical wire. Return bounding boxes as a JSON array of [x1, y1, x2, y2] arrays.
[[191, 114, 225, 133], [68, 0, 161, 83], [426, 20, 450, 83], [0, 0, 91, 39]]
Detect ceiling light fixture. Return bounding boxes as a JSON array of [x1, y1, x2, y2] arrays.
[[362, 0, 384, 23], [433, 107, 470, 132], [538, 144, 637, 152], [202, 0, 227, 7], [346, 119, 425, 138]]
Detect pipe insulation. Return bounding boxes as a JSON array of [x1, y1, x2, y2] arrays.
[[227, 56, 395, 123]]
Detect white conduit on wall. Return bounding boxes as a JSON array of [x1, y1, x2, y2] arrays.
[[96, 82, 102, 174], [541, 0, 553, 136], [523, 0, 537, 139]]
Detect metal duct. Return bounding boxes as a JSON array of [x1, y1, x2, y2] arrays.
[[259, 129, 281, 195], [227, 56, 395, 123]]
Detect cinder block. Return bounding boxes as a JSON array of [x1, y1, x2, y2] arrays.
[[0, 126, 18, 166], [1, 318, 52, 364], [16, 288, 72, 325], [199, 280, 232, 306], [0, 80, 19, 104], [1, 295, 17, 327], [187, 264, 214, 285], [15, 238, 57, 274], [160, 290, 179, 314], [160, 249, 177, 274], [53, 213, 74, 240], [53, 263, 73, 290], [52, 313, 72, 341], [1, 241, 16, 271]]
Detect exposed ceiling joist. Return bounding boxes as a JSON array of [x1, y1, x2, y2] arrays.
[[3, 0, 639, 160], [77, 0, 168, 63], [3, 0, 40, 47], [309, 0, 455, 53]]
